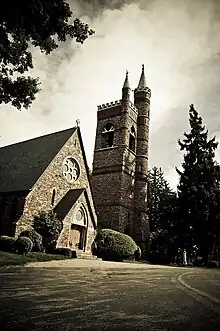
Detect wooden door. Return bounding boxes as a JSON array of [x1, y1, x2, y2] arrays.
[[69, 225, 81, 249]]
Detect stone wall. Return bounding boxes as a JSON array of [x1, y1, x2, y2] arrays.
[[92, 86, 151, 256], [92, 100, 138, 234], [133, 91, 151, 258]]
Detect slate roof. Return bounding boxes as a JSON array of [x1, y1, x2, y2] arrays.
[[54, 188, 85, 221], [0, 127, 76, 193]]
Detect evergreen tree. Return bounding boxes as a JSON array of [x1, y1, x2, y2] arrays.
[[147, 167, 178, 263], [0, 0, 94, 110], [33, 210, 63, 251], [176, 104, 220, 264], [147, 167, 176, 232]]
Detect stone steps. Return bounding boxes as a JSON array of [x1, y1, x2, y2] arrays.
[[74, 250, 101, 260]]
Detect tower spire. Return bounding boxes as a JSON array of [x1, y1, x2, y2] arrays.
[[137, 64, 147, 90], [123, 70, 130, 88], [122, 69, 131, 101]]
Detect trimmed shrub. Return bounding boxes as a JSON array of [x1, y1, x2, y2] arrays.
[[33, 210, 63, 251], [19, 228, 44, 252], [15, 236, 33, 255], [95, 229, 138, 261], [51, 247, 72, 258], [0, 235, 16, 253], [135, 246, 142, 260], [207, 260, 219, 268]]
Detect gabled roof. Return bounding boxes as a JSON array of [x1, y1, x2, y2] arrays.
[[54, 189, 85, 221], [0, 127, 76, 192], [54, 188, 97, 229]]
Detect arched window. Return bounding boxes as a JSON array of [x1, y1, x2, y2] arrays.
[[51, 188, 56, 206], [129, 126, 135, 152], [102, 123, 114, 148]]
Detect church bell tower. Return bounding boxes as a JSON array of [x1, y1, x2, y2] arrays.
[[91, 65, 151, 258], [133, 65, 151, 257]]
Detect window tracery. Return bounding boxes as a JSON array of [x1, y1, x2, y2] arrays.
[[102, 123, 114, 148], [63, 158, 80, 183]]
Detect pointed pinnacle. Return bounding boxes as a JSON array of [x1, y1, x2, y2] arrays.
[[137, 64, 147, 89], [123, 70, 130, 89]]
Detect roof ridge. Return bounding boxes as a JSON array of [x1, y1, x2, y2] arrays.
[[0, 126, 77, 150]]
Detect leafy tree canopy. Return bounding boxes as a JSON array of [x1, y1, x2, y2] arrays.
[[0, 0, 94, 110]]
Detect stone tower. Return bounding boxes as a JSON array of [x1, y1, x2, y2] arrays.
[[132, 65, 151, 257], [91, 65, 151, 257]]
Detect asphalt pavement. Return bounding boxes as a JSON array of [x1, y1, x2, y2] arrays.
[[0, 259, 220, 330]]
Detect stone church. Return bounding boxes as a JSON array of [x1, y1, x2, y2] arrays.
[[92, 65, 151, 257], [0, 125, 97, 253], [0, 65, 151, 256]]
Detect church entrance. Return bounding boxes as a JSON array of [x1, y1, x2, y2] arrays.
[[69, 224, 84, 250]]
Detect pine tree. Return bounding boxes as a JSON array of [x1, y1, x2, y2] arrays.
[[147, 167, 178, 263], [147, 167, 176, 232], [176, 104, 220, 264]]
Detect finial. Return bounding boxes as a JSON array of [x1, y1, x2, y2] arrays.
[[136, 64, 147, 89], [76, 119, 80, 126], [123, 69, 130, 89]]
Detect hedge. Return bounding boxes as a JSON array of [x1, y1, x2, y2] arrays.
[[19, 228, 44, 252], [0, 235, 16, 253], [15, 236, 33, 255], [51, 247, 73, 258], [95, 229, 138, 261]]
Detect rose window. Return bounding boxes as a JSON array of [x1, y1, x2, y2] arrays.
[[63, 158, 79, 183]]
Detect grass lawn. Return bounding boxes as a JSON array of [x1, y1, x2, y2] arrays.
[[0, 251, 71, 267]]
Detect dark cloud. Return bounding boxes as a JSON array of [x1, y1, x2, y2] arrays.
[[69, 0, 220, 19], [69, 0, 156, 18]]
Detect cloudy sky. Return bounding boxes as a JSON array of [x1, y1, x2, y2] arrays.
[[1, 0, 220, 190]]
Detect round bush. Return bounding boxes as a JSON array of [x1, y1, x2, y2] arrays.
[[0, 235, 16, 253], [207, 260, 219, 268], [95, 229, 138, 261], [52, 247, 72, 258], [135, 246, 142, 260], [19, 228, 44, 252], [15, 236, 33, 255]]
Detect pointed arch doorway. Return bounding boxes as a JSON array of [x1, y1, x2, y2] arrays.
[[69, 205, 87, 251]]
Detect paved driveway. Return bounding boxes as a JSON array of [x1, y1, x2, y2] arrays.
[[0, 259, 220, 330]]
